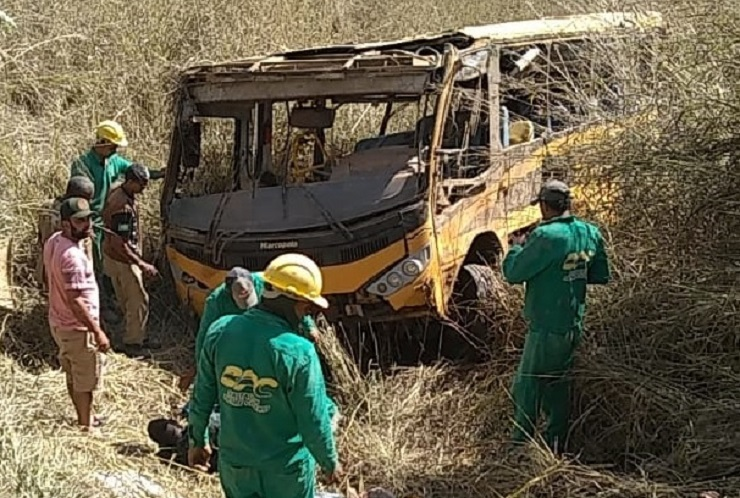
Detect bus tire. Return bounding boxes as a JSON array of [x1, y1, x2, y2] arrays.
[[444, 263, 498, 363]]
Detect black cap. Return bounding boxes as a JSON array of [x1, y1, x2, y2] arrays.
[[59, 197, 94, 220], [125, 162, 150, 183], [530, 179, 571, 206]]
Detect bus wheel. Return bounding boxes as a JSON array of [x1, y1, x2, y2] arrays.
[[444, 263, 499, 363]]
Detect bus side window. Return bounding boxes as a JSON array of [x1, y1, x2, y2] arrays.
[[438, 54, 493, 181], [499, 45, 544, 146]]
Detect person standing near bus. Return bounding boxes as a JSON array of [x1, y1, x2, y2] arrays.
[[188, 253, 341, 498], [502, 179, 611, 453]]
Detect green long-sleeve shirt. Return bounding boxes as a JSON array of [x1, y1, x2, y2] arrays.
[[502, 215, 610, 333], [70, 150, 132, 224], [188, 309, 338, 473], [194, 273, 318, 363]]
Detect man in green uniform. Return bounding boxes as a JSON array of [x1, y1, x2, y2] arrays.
[[69, 120, 166, 325], [188, 253, 341, 498], [69, 120, 165, 275], [502, 179, 611, 453]]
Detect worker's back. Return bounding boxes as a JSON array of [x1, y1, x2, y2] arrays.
[[202, 308, 336, 473], [507, 215, 609, 333]]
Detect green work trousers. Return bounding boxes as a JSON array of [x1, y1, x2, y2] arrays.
[[511, 326, 581, 451], [219, 456, 316, 498]]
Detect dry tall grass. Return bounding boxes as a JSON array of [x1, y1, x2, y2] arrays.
[[0, 0, 738, 497]]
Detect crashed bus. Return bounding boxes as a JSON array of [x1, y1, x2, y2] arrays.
[[160, 11, 663, 356]]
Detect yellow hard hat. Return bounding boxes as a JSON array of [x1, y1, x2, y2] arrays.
[[262, 253, 328, 309], [95, 120, 128, 147]]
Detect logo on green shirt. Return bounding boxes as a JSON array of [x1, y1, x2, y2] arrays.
[[220, 365, 279, 414]]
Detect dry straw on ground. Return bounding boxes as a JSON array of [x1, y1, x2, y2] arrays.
[[0, 0, 739, 497]]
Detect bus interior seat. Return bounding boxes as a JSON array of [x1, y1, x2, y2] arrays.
[[509, 120, 535, 145]]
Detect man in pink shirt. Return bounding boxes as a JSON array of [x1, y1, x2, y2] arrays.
[[43, 197, 111, 432]]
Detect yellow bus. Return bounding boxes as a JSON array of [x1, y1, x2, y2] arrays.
[[160, 11, 663, 357]]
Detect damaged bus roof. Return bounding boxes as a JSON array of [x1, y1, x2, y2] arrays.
[[179, 11, 663, 105]]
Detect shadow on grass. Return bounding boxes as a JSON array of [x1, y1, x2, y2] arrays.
[[139, 279, 199, 379], [114, 441, 156, 458], [0, 274, 196, 380], [0, 301, 60, 374]]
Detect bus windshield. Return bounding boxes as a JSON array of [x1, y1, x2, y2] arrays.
[[168, 94, 436, 234]]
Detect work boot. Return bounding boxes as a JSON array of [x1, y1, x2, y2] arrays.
[[148, 418, 185, 462]]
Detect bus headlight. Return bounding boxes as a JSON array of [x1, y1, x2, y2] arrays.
[[387, 272, 403, 288], [366, 246, 431, 297], [401, 259, 422, 277]]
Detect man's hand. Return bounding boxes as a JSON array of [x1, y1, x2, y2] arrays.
[[140, 262, 159, 279], [94, 330, 111, 353], [324, 463, 344, 485], [188, 446, 212, 472], [509, 233, 527, 246], [178, 369, 195, 393], [149, 168, 167, 180]]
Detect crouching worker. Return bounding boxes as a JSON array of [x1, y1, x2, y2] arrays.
[[179, 266, 324, 393], [188, 253, 341, 498], [178, 267, 260, 392]]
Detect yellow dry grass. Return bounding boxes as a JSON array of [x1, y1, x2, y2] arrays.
[[0, 0, 739, 497]]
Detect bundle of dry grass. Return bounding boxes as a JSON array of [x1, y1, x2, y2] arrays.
[[0, 0, 739, 496], [0, 348, 222, 497], [546, 1, 740, 493], [318, 328, 686, 498]]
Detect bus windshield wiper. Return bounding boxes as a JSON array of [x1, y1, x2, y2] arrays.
[[298, 184, 354, 241]]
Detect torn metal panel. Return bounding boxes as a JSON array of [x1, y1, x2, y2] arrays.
[[179, 11, 663, 79], [187, 72, 433, 104], [457, 11, 664, 43], [181, 52, 439, 81]]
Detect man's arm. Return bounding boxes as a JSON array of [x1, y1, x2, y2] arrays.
[[115, 157, 165, 180], [502, 229, 556, 284], [587, 228, 611, 285], [188, 327, 219, 448], [194, 299, 219, 371], [148, 168, 166, 180], [105, 229, 146, 267], [287, 348, 338, 473]]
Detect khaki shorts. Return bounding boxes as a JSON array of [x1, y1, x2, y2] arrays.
[[50, 327, 105, 393]]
